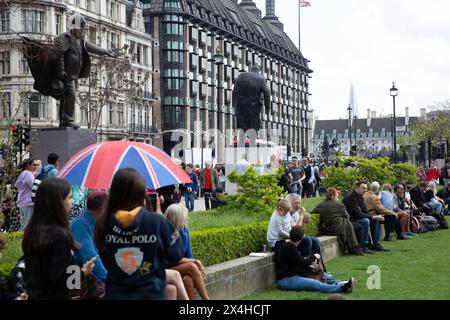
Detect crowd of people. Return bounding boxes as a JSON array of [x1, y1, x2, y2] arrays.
[[266, 162, 450, 294], [0, 153, 211, 300], [2, 151, 450, 299]]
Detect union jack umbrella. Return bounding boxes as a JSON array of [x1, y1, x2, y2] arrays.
[[56, 141, 191, 190]]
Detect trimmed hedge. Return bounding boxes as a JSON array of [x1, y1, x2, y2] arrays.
[[190, 221, 268, 266], [0, 216, 321, 277]]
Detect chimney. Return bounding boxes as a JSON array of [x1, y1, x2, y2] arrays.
[[239, 0, 262, 18], [371, 111, 376, 118], [367, 108, 371, 127], [420, 108, 427, 120], [263, 0, 284, 31], [405, 107, 409, 126], [266, 0, 275, 17]]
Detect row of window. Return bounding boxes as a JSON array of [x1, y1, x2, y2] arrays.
[[1, 92, 47, 120]]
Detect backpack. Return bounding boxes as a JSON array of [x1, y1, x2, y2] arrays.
[[419, 215, 440, 231], [410, 216, 427, 234], [31, 166, 53, 203]]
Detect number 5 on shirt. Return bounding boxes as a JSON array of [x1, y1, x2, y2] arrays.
[[114, 247, 144, 275]]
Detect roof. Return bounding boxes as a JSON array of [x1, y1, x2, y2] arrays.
[[313, 117, 420, 136], [142, 0, 311, 72]]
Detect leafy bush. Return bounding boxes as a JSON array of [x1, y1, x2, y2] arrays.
[[322, 156, 412, 193], [390, 163, 418, 186], [223, 166, 286, 214]]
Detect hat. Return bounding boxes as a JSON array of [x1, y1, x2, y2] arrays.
[[50, 79, 66, 98]]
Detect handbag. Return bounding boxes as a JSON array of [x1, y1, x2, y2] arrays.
[[70, 273, 98, 300], [299, 260, 325, 282]]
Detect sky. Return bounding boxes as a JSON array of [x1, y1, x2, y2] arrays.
[[253, 0, 450, 120]]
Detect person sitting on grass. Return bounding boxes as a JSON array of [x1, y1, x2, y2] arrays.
[[424, 181, 445, 216], [312, 188, 365, 256], [286, 193, 322, 257], [436, 183, 450, 213], [275, 226, 354, 294]]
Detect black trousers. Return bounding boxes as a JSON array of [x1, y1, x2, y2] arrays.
[[59, 79, 76, 125], [302, 182, 314, 198], [384, 215, 402, 238]]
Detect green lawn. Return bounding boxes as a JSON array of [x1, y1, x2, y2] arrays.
[[243, 217, 450, 300], [189, 196, 323, 231]]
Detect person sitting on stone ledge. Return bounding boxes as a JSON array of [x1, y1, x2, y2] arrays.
[[266, 199, 292, 251], [311, 188, 365, 256], [275, 226, 355, 294], [380, 183, 415, 237], [164, 204, 209, 300], [342, 182, 388, 253], [365, 181, 411, 241]]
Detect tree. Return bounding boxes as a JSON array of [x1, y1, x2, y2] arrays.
[[76, 41, 150, 133]]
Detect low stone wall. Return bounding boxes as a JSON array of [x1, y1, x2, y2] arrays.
[[204, 235, 343, 300]]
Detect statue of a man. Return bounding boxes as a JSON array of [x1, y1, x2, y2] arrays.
[[232, 65, 270, 133], [24, 14, 115, 128]]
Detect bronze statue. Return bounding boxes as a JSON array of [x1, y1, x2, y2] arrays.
[[24, 14, 115, 128], [232, 65, 270, 133]]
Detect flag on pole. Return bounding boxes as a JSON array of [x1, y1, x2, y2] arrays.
[[300, 0, 311, 7]]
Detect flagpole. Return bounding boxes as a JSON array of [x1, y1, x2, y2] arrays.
[[298, 0, 301, 51]]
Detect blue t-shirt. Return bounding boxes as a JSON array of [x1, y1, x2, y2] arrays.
[[380, 191, 394, 211], [101, 208, 184, 300], [181, 227, 194, 259]]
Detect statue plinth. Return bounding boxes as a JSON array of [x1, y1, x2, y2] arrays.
[[30, 127, 97, 166]]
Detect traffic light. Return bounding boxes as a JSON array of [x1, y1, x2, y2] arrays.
[[418, 141, 426, 162], [22, 126, 31, 147]]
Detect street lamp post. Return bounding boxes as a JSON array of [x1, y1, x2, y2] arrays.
[[390, 82, 398, 163], [214, 47, 224, 163], [353, 115, 358, 155], [347, 104, 352, 156]]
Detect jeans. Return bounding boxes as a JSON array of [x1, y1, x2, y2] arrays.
[[184, 191, 195, 212], [19, 205, 34, 232], [289, 183, 302, 196], [277, 272, 343, 293], [443, 197, 450, 210], [353, 218, 370, 245], [369, 219, 381, 244], [351, 221, 364, 246], [428, 201, 443, 215], [297, 236, 321, 257]]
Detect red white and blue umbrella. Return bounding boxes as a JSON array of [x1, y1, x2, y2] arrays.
[[56, 141, 191, 190]]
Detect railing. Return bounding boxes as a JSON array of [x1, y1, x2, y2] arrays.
[[128, 124, 158, 134]]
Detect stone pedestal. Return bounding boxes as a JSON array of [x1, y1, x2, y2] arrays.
[[30, 127, 97, 166]]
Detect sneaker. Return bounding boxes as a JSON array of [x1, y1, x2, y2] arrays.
[[406, 232, 416, 236], [397, 234, 411, 240], [371, 242, 391, 252], [341, 277, 355, 293]]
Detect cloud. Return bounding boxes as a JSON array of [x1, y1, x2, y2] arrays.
[[253, 0, 450, 119]]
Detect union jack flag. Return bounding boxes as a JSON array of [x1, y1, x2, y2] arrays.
[[300, 0, 311, 7]]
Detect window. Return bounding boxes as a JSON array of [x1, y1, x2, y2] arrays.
[[22, 10, 45, 33], [28, 93, 48, 119], [109, 103, 115, 125], [117, 103, 124, 127], [0, 51, 10, 74], [1, 92, 11, 120], [87, 0, 95, 12], [55, 13, 62, 35], [164, 0, 181, 9], [1, 9, 9, 33], [19, 51, 30, 74]]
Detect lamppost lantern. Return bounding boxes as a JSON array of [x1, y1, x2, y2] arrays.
[[390, 82, 398, 97]]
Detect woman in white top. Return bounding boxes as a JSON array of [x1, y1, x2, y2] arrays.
[[266, 199, 292, 249]]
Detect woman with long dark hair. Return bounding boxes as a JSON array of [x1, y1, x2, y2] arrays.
[[22, 178, 95, 300], [95, 168, 184, 300]]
